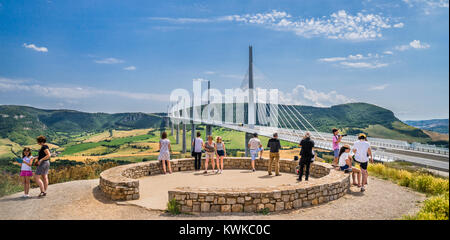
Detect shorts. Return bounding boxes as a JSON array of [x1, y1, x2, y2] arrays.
[[250, 147, 263, 161], [35, 160, 50, 175], [359, 162, 368, 170], [206, 152, 215, 160], [333, 149, 339, 158], [217, 150, 225, 157], [20, 170, 33, 177], [340, 165, 351, 171]]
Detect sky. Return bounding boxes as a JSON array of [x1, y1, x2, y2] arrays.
[[0, 0, 448, 120]]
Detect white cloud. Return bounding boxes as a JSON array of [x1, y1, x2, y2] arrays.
[[150, 10, 403, 41], [94, 58, 124, 64], [203, 71, 216, 75], [393, 22, 404, 28], [124, 66, 136, 71], [383, 50, 394, 55], [318, 57, 348, 62], [369, 84, 390, 90], [23, 43, 48, 52], [340, 61, 388, 69], [278, 85, 355, 107], [403, 0, 449, 14], [395, 40, 430, 51], [409, 39, 431, 49], [0, 77, 167, 102], [318, 52, 388, 69]]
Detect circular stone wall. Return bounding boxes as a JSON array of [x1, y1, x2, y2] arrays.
[[99, 157, 350, 213]]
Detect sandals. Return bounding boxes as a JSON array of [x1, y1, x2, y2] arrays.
[[38, 192, 46, 197]]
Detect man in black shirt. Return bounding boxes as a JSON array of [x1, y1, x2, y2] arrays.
[[267, 133, 282, 176], [298, 132, 315, 181]]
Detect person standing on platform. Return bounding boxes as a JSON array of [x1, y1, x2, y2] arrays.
[[298, 132, 315, 181], [192, 131, 204, 171], [352, 133, 373, 192], [267, 133, 282, 176], [332, 128, 343, 167], [248, 133, 263, 172], [158, 132, 172, 174]]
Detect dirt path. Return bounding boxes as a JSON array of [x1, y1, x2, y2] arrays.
[[0, 177, 425, 220]]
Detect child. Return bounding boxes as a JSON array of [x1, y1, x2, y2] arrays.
[[338, 145, 361, 187], [20, 147, 34, 198]]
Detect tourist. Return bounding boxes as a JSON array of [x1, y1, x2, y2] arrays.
[[332, 128, 343, 167], [192, 131, 204, 171], [338, 144, 361, 187], [158, 132, 172, 174], [204, 135, 216, 174], [248, 133, 263, 172], [352, 133, 373, 192], [267, 133, 282, 176], [215, 136, 226, 174], [20, 147, 34, 198], [298, 132, 314, 181], [33, 135, 51, 197]]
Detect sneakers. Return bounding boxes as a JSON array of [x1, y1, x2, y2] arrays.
[[203, 170, 208, 174], [361, 187, 365, 192], [252, 169, 256, 172]]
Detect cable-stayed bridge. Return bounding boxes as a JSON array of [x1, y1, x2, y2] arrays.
[[168, 46, 449, 172]]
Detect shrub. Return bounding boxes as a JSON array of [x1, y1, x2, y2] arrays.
[[0, 174, 23, 197], [404, 193, 449, 220], [167, 198, 181, 215], [368, 163, 449, 196], [257, 208, 270, 215]]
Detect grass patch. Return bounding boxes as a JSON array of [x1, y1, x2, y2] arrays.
[[166, 198, 181, 215], [257, 207, 270, 215]]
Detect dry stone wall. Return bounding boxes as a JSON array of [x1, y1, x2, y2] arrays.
[[99, 157, 350, 213]]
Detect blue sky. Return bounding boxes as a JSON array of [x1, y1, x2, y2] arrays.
[[0, 0, 448, 120]]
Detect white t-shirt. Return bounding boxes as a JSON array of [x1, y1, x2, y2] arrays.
[[338, 152, 350, 167], [193, 137, 204, 153], [21, 156, 32, 171], [353, 140, 371, 163], [248, 137, 261, 150]]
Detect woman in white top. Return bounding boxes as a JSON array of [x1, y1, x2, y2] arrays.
[[338, 144, 361, 187], [20, 147, 34, 198], [158, 132, 172, 174], [215, 136, 226, 174]]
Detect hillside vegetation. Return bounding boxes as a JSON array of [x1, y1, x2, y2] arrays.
[[405, 119, 449, 134], [0, 105, 164, 145]]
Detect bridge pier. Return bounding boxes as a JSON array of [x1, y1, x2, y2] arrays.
[[170, 121, 174, 136], [206, 125, 212, 138], [191, 121, 196, 151], [176, 123, 179, 144], [182, 123, 187, 154]]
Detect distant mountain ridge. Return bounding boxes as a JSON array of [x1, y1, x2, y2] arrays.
[[0, 105, 164, 145], [404, 119, 449, 134]]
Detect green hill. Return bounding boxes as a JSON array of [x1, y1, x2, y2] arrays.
[[283, 103, 431, 142], [0, 105, 163, 145]]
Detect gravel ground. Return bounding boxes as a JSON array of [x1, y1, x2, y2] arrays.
[[0, 176, 426, 220]]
